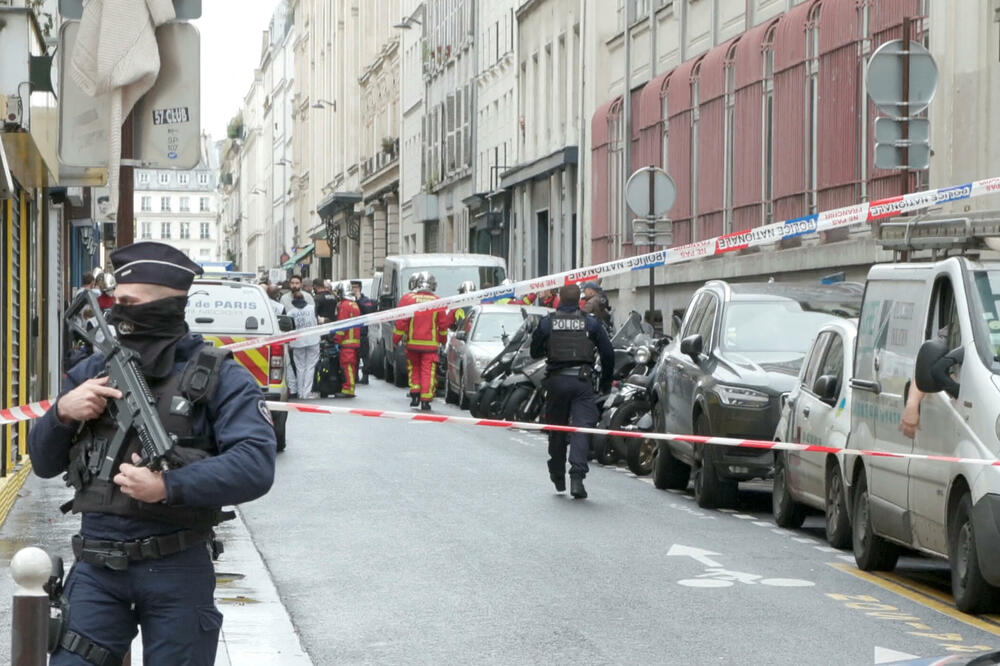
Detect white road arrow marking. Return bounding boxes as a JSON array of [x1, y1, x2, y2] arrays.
[[873, 646, 919, 664], [667, 544, 724, 568]]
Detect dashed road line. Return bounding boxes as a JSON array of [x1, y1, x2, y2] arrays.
[[753, 521, 772, 527], [814, 546, 841, 553], [732, 514, 756, 520], [793, 537, 819, 544]]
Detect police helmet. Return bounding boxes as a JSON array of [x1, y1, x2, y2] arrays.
[[458, 280, 476, 294]]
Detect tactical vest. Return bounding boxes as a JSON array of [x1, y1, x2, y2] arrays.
[[547, 312, 595, 365], [62, 347, 233, 530]]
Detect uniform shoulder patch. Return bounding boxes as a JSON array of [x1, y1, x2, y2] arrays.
[[258, 400, 274, 426]]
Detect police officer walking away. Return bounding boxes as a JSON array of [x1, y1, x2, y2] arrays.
[[28, 241, 276, 665], [530, 283, 614, 499]]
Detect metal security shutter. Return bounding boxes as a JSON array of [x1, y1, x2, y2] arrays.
[[3, 190, 22, 474]]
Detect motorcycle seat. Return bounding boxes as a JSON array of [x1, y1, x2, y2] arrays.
[[626, 373, 651, 388]]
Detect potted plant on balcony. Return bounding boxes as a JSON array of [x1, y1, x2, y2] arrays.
[[381, 137, 397, 156]]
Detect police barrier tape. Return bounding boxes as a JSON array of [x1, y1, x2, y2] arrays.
[[267, 401, 1000, 469], [221, 176, 1000, 354], [0, 400, 51, 426], [4, 396, 1000, 470]]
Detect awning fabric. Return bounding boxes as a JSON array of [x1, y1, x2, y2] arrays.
[[282, 243, 314, 269]]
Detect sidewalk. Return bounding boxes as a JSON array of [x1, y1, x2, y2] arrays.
[[0, 473, 312, 665]]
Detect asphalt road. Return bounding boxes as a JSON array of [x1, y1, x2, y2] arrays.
[[240, 379, 1000, 665]]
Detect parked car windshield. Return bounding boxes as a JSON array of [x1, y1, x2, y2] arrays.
[[402, 265, 506, 297], [722, 301, 836, 354], [473, 311, 526, 342], [968, 269, 1000, 371]]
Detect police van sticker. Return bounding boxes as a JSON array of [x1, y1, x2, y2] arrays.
[[258, 400, 274, 426]]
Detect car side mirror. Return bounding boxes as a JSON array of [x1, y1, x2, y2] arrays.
[[277, 315, 295, 332], [915, 339, 964, 399], [455, 330, 467, 341], [379, 294, 394, 310], [813, 374, 840, 406], [680, 334, 703, 360]]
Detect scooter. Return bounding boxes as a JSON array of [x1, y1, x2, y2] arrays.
[[469, 312, 540, 418], [590, 311, 661, 464]]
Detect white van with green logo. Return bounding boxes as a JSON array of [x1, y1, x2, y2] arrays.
[[846, 217, 1000, 613]]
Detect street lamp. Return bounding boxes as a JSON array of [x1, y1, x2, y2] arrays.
[[393, 16, 422, 29], [311, 99, 336, 111]]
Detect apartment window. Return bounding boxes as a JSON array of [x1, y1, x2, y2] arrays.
[[199, 173, 210, 185], [160, 196, 171, 212], [200, 197, 210, 212], [178, 173, 190, 185], [158, 172, 169, 185], [140, 196, 151, 212], [140, 222, 152, 239], [161, 222, 171, 239], [179, 196, 190, 212], [660, 95, 669, 171], [200, 222, 211, 239], [723, 43, 738, 234], [138, 172, 150, 184], [199, 248, 212, 257], [762, 25, 776, 225], [180, 222, 191, 239], [690, 62, 701, 242], [607, 100, 624, 258], [805, 4, 821, 214]]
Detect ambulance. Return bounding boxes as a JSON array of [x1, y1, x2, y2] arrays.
[[185, 279, 293, 450]]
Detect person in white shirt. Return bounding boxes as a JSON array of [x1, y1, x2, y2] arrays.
[[284, 275, 321, 399]]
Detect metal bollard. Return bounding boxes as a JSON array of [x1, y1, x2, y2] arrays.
[[11, 546, 50, 666]]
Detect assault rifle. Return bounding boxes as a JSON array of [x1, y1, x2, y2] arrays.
[[65, 289, 176, 481]]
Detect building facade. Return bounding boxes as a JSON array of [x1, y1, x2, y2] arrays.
[[358, 0, 402, 277], [587, 0, 939, 328], [502, 0, 582, 280], [420, 0, 476, 255], [470, 0, 518, 262], [398, 0, 428, 257], [134, 133, 222, 263]]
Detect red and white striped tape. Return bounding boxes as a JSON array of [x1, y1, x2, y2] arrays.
[[4, 396, 999, 469], [266, 401, 1000, 470], [0, 400, 52, 426], [221, 176, 1000, 353]]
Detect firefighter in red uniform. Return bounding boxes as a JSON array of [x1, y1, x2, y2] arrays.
[[332, 285, 362, 397], [393, 272, 453, 411]]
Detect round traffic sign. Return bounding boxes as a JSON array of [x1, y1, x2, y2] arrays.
[[866, 39, 938, 117], [625, 166, 676, 218]]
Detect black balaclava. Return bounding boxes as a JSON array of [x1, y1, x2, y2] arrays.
[[107, 295, 189, 378]]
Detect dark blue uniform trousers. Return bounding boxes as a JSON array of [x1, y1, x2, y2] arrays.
[[51, 544, 221, 666], [543, 374, 599, 479]]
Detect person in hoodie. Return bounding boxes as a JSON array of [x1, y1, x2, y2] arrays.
[[29, 241, 276, 666]]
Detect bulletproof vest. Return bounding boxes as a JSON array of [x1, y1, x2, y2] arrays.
[[547, 312, 595, 365], [63, 346, 232, 530]]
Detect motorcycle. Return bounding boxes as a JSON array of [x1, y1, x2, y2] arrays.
[[314, 338, 344, 398], [591, 311, 666, 467], [496, 354, 547, 422], [469, 311, 540, 418]]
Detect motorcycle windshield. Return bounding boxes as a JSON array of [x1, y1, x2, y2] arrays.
[[611, 311, 644, 348]]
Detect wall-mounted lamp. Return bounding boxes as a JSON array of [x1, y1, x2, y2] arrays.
[[250, 187, 265, 195], [393, 16, 421, 29], [274, 159, 294, 166], [312, 99, 336, 111]]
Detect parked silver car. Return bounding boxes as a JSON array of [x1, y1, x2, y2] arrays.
[[444, 304, 552, 409], [772, 318, 856, 548]]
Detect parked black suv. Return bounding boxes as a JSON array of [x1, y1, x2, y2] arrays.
[[649, 280, 862, 508]]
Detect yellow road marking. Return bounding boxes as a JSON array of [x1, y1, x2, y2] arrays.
[[830, 562, 1000, 637]]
